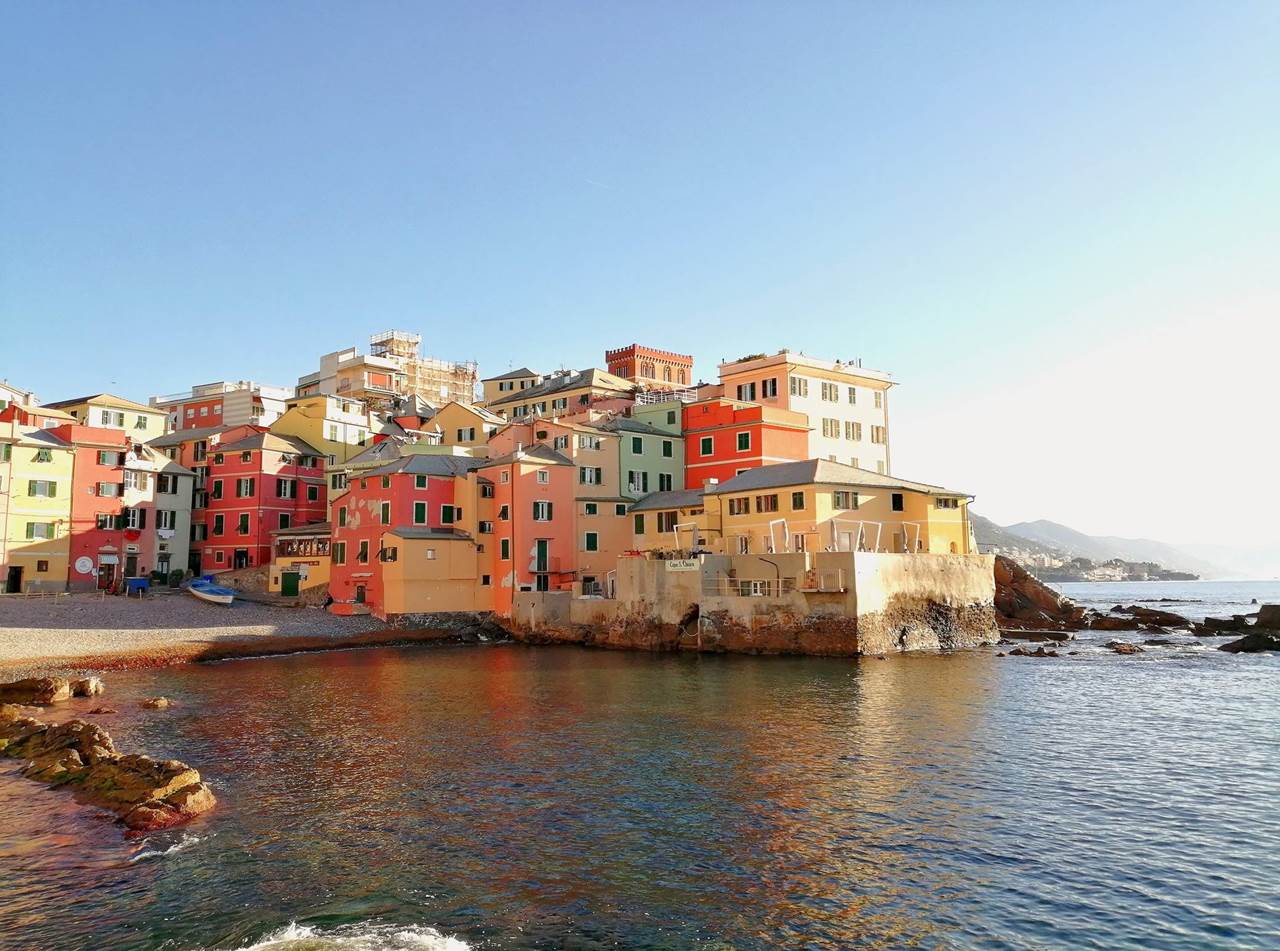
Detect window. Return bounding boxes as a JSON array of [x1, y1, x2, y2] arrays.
[[215, 551, 225, 563], [380, 501, 391, 524], [584, 502, 598, 515], [36, 559, 49, 572], [657, 511, 678, 533], [536, 470, 549, 484], [789, 376, 808, 398], [479, 520, 493, 534], [240, 451, 252, 463], [847, 386, 857, 404], [633, 513, 644, 534], [728, 497, 750, 515], [357, 540, 369, 564], [834, 490, 859, 510], [755, 494, 779, 513], [414, 501, 427, 524], [821, 418, 840, 438], [736, 382, 756, 401], [332, 542, 346, 564], [871, 426, 887, 444], [209, 479, 223, 500], [96, 513, 115, 530], [235, 477, 255, 498], [97, 450, 122, 466], [500, 471, 510, 483], [27, 479, 56, 497], [330, 472, 348, 490], [213, 453, 224, 464], [441, 505, 457, 524], [736, 431, 750, 452], [845, 421, 862, 441], [500, 538, 510, 560], [328, 425, 339, 441], [25, 522, 55, 540], [157, 510, 176, 530], [791, 491, 805, 510], [237, 513, 250, 534], [666, 410, 676, 424], [307, 485, 319, 502], [481, 574, 491, 586], [415, 474, 428, 489], [381, 476, 391, 489], [457, 427, 476, 441], [124, 507, 147, 530], [616, 503, 627, 516], [874, 391, 883, 409], [157, 474, 178, 494], [627, 436, 641, 454], [658, 473, 673, 491], [821, 382, 838, 402], [578, 435, 601, 450], [851, 457, 860, 469], [213, 514, 225, 535], [761, 378, 778, 398], [737, 535, 751, 554], [379, 545, 398, 562], [123, 469, 149, 492], [276, 478, 297, 499], [661, 439, 673, 458], [628, 471, 649, 493], [480, 483, 494, 498], [553, 434, 569, 450], [579, 466, 602, 485], [936, 497, 960, 509], [533, 500, 553, 521], [191, 523, 207, 541], [700, 436, 713, 456], [278, 513, 291, 530], [499, 504, 510, 520], [583, 532, 599, 552], [891, 493, 904, 512], [551, 398, 567, 412], [423, 548, 435, 560]]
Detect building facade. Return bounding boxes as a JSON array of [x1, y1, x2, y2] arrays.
[[605, 344, 695, 389], [0, 422, 74, 592], [150, 380, 292, 431], [42, 393, 169, 442], [682, 398, 810, 489], [717, 351, 893, 473], [479, 367, 541, 407], [369, 330, 479, 405]]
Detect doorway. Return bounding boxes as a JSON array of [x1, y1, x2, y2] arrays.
[[233, 549, 250, 569], [5, 566, 22, 594], [97, 564, 116, 590], [281, 571, 300, 597], [124, 555, 138, 578]]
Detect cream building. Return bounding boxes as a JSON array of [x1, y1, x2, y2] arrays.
[[0, 423, 74, 592], [42, 393, 169, 441], [717, 351, 893, 474]]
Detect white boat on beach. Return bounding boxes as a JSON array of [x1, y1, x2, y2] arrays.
[[187, 580, 236, 606]]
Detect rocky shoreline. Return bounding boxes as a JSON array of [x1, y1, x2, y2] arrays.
[[994, 556, 1280, 654], [0, 676, 216, 833]]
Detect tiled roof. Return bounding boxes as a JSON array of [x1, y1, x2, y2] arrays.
[[43, 393, 158, 413], [217, 431, 326, 457], [598, 417, 672, 437], [481, 444, 574, 468], [146, 425, 233, 448], [486, 368, 634, 408], [481, 366, 539, 382], [273, 520, 332, 536], [629, 488, 706, 512], [363, 454, 486, 479], [386, 526, 475, 541], [707, 459, 966, 496]]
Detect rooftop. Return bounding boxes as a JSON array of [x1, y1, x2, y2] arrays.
[[481, 366, 540, 382], [485, 368, 634, 408], [708, 459, 966, 497], [217, 431, 326, 457], [717, 350, 892, 384], [629, 488, 706, 512], [362, 454, 487, 479], [481, 444, 574, 468], [44, 393, 160, 414]]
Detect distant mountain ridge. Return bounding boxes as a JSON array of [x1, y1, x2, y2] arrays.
[[973, 516, 1243, 579]]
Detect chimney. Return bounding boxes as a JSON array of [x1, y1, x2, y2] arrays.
[[705, 478, 719, 487]]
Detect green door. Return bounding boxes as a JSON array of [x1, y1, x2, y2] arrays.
[[281, 571, 300, 597]]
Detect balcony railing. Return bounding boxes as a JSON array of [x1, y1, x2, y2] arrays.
[[635, 387, 699, 405]]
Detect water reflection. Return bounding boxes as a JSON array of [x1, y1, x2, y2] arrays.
[[0, 645, 1277, 950]]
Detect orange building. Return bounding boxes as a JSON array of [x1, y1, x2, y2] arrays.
[[605, 344, 694, 389], [682, 398, 810, 489]]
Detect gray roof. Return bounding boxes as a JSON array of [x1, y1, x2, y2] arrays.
[[598, 417, 672, 438], [386, 526, 475, 541], [707, 459, 966, 497], [147, 425, 233, 448], [481, 444, 574, 468], [218, 431, 326, 457], [481, 366, 539, 382], [629, 488, 705, 512], [273, 520, 331, 536], [363, 454, 487, 479]]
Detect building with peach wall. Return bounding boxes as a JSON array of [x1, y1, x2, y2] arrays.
[[682, 398, 810, 489], [605, 344, 694, 389]]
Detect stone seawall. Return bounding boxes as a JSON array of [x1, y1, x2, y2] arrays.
[[510, 552, 999, 657]]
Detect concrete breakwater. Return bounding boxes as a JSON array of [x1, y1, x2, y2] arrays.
[[507, 551, 999, 656]]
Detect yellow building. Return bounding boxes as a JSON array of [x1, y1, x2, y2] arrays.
[[0, 422, 74, 592], [42, 393, 168, 439], [478, 367, 541, 407], [431, 401, 504, 451], [376, 526, 488, 614], [267, 521, 332, 596], [630, 458, 973, 557], [484, 368, 635, 420]]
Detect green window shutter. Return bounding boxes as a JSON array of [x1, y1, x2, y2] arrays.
[[634, 513, 644, 535], [546, 502, 553, 520], [49, 481, 56, 498], [25, 523, 34, 539], [414, 501, 426, 524], [138, 509, 147, 529], [28, 480, 36, 496]]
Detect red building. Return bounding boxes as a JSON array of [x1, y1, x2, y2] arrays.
[[328, 454, 484, 612], [203, 431, 327, 571], [47, 423, 130, 590], [148, 424, 240, 574], [605, 344, 694, 389], [682, 398, 810, 489]]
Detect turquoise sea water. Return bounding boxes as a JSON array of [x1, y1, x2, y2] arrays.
[[1, 601, 1278, 949]]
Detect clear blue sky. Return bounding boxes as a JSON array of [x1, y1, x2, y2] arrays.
[[3, 2, 1277, 551]]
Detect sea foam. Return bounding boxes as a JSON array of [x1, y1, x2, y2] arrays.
[[233, 921, 471, 950], [128, 832, 210, 863]]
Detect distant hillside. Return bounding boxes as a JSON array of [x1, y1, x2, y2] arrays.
[[1000, 519, 1240, 579], [969, 514, 1062, 560]]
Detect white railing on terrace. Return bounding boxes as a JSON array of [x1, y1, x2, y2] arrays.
[[635, 387, 699, 405], [702, 577, 797, 598]]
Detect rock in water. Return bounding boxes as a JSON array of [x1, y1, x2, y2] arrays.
[[0, 677, 72, 705], [141, 697, 173, 710], [1255, 604, 1280, 629], [1219, 631, 1280, 654], [1105, 641, 1144, 655], [71, 677, 105, 697], [0, 704, 215, 832]]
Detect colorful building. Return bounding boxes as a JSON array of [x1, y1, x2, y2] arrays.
[[149, 380, 292, 431], [268, 394, 393, 499], [296, 346, 408, 410], [41, 393, 169, 441], [0, 421, 74, 592], [717, 351, 894, 473], [484, 368, 635, 421], [479, 367, 540, 407], [268, 522, 331, 596], [682, 398, 810, 489], [605, 344, 695, 389], [0, 380, 40, 414], [147, 424, 235, 574], [431, 401, 504, 452], [369, 330, 478, 405], [203, 431, 327, 572]]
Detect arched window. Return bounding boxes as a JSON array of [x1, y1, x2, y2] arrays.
[[678, 369, 686, 384], [663, 366, 672, 382]]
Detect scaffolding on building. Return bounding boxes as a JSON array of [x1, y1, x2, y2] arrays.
[[370, 330, 479, 404]]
